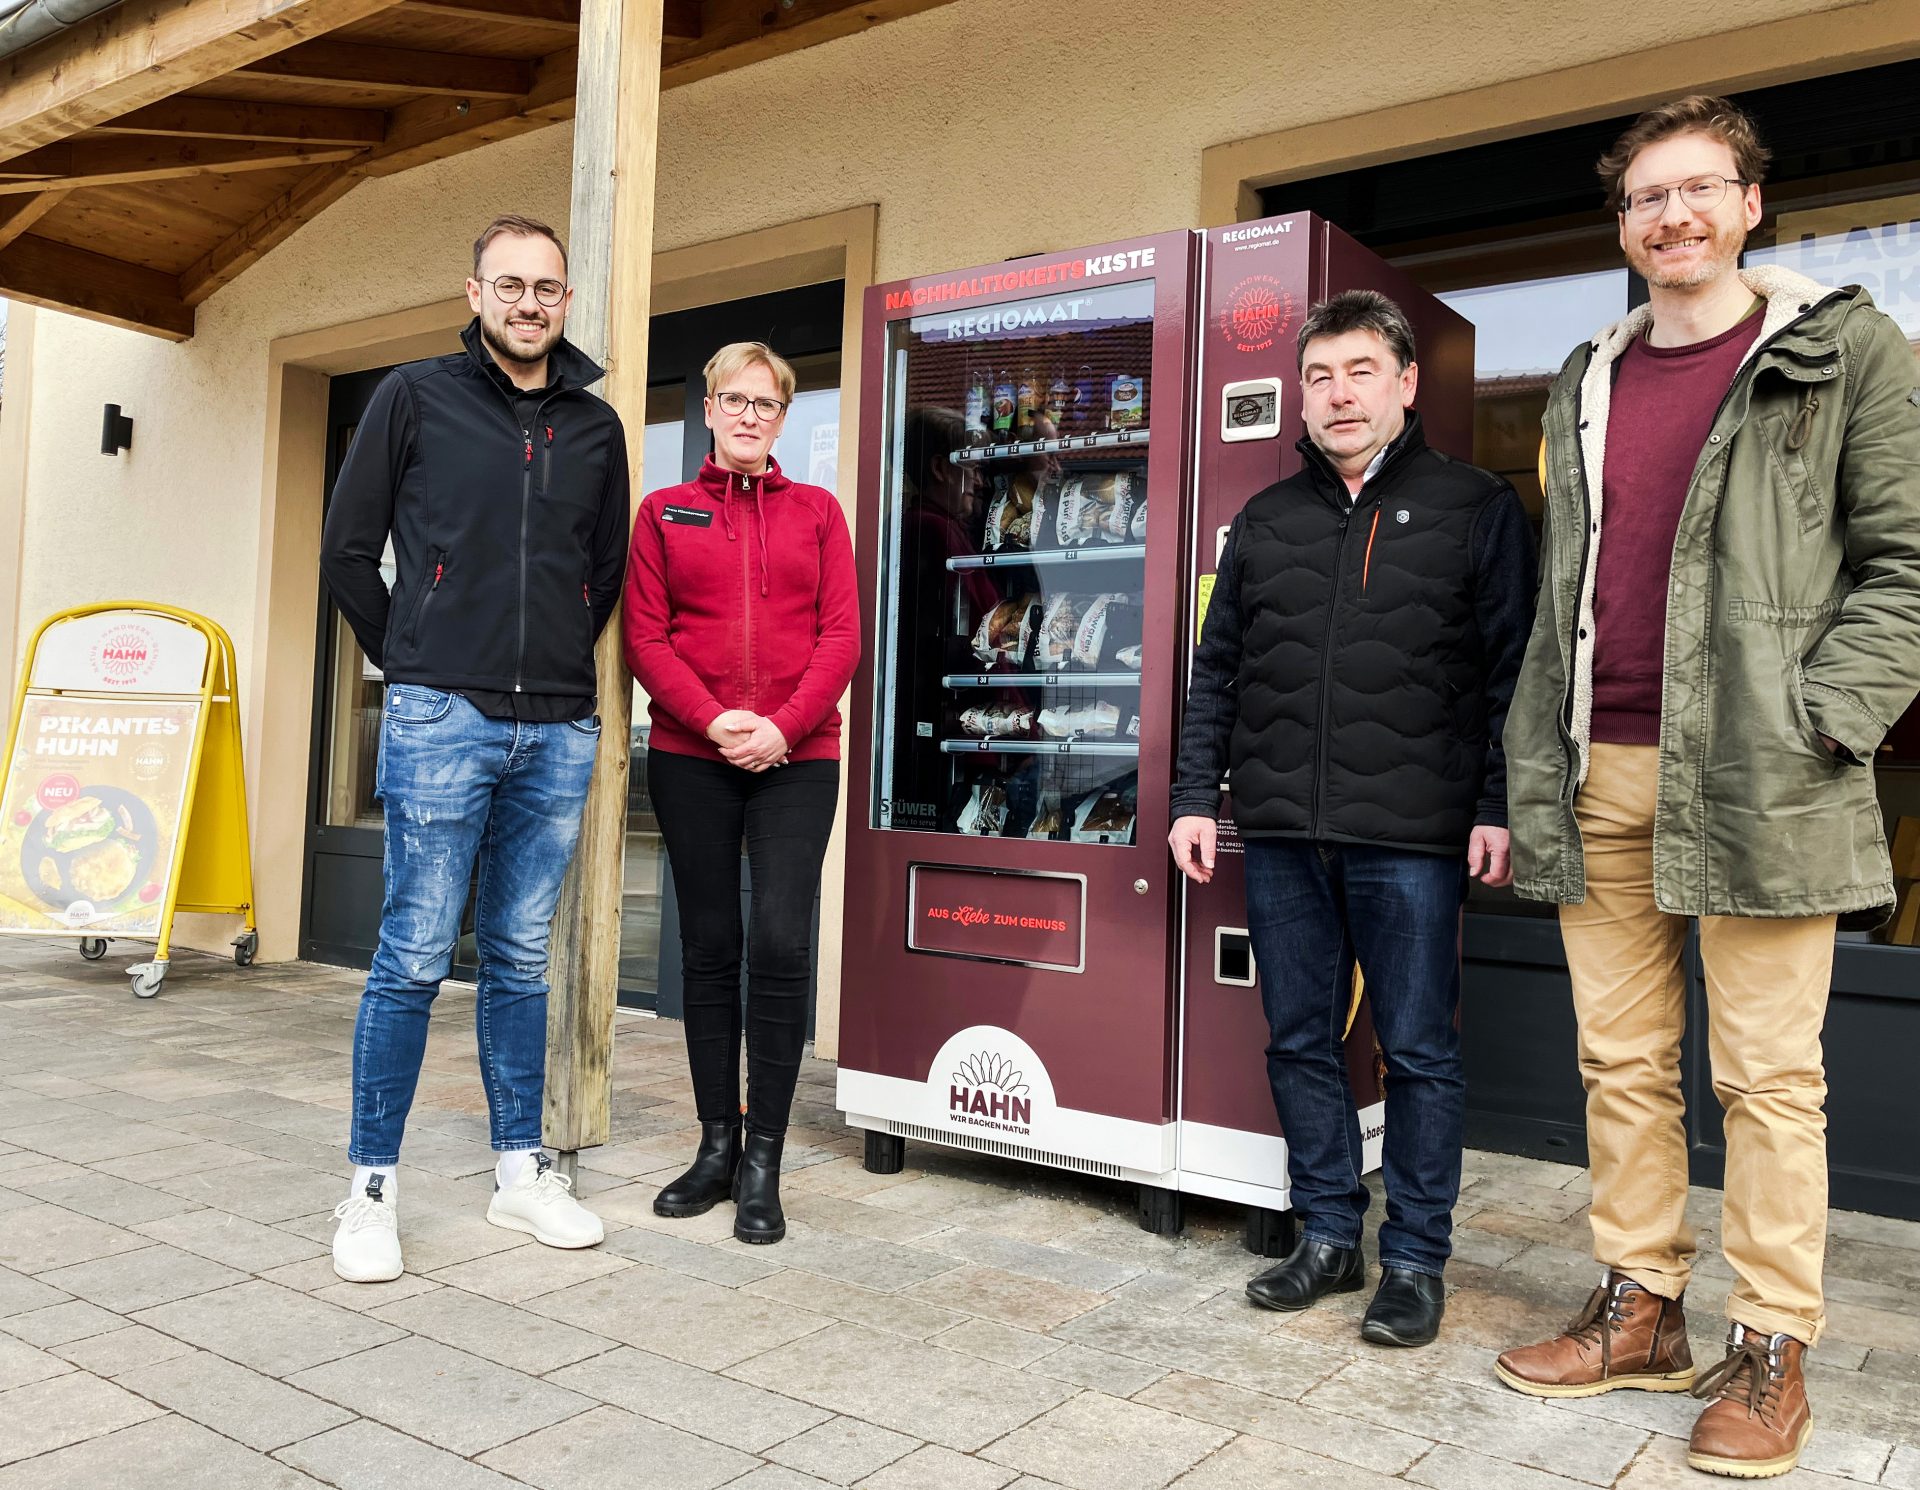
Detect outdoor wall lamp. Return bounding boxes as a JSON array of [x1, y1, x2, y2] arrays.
[[100, 404, 133, 456]]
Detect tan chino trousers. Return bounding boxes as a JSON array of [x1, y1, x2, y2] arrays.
[[1560, 743, 1834, 1345]]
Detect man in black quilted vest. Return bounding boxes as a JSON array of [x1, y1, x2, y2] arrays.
[[1169, 290, 1535, 1347]]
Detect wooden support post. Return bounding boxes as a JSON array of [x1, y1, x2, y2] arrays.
[[542, 0, 663, 1170]]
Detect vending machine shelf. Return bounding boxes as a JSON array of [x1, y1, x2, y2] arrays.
[[950, 429, 1151, 464], [939, 739, 1140, 757], [948, 545, 1146, 572], [941, 672, 1143, 690]]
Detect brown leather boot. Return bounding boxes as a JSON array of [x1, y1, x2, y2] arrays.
[[1493, 1272, 1694, 1398], [1687, 1325, 1812, 1478]]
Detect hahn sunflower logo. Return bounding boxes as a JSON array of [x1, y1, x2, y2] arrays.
[[949, 1050, 1033, 1131]]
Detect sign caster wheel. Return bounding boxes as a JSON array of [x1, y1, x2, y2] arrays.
[[78, 937, 108, 961], [1243, 1205, 1297, 1258], [1136, 1185, 1184, 1238], [862, 1130, 905, 1175], [129, 962, 167, 999], [232, 930, 258, 967]]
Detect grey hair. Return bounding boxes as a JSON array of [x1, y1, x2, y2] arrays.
[[1296, 290, 1416, 372]]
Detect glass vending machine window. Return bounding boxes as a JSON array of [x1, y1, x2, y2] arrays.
[[873, 279, 1157, 846]]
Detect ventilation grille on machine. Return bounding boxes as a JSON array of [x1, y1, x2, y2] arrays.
[[887, 1121, 1123, 1179]]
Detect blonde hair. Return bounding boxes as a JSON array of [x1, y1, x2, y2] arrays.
[[704, 341, 797, 404]]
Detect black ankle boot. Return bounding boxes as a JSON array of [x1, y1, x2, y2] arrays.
[[653, 1120, 741, 1218], [1361, 1266, 1446, 1347], [1245, 1238, 1365, 1312], [732, 1131, 786, 1244]]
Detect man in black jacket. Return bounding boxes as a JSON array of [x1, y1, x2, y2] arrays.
[[320, 214, 629, 1282], [1169, 291, 1534, 1346]]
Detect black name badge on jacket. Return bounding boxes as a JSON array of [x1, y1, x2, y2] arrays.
[[661, 505, 714, 528]]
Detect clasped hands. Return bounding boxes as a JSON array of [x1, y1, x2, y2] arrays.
[[707, 709, 789, 772]]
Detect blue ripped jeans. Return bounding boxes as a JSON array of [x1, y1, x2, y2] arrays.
[[348, 685, 599, 1166]]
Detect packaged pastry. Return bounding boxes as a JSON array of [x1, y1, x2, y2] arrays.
[[956, 782, 1010, 836], [1050, 477, 1104, 548], [983, 475, 1038, 551], [1070, 778, 1137, 844], [1026, 475, 1065, 550], [1037, 701, 1120, 739], [970, 595, 1038, 667], [1115, 643, 1143, 670], [1034, 592, 1112, 670], [1128, 500, 1147, 543], [960, 704, 1035, 739], [1026, 792, 1063, 840]]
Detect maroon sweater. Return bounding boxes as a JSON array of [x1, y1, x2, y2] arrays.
[[1591, 310, 1763, 744]]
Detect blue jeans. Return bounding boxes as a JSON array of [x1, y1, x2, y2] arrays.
[[1242, 837, 1467, 1277], [349, 686, 599, 1166]]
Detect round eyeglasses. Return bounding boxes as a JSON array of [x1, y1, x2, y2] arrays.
[[714, 390, 789, 420], [477, 275, 568, 307], [1622, 174, 1748, 220]]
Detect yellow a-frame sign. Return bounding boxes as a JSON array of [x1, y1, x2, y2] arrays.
[[0, 603, 258, 997]]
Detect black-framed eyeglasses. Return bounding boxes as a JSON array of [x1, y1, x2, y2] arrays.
[[714, 390, 789, 420], [1621, 174, 1749, 220], [478, 275, 568, 307]]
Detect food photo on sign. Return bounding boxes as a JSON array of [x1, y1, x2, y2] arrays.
[[0, 697, 197, 935]]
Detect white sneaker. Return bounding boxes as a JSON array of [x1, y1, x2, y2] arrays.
[[486, 1154, 604, 1248], [332, 1174, 403, 1282]]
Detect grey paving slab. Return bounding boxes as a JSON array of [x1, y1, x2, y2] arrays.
[[1404, 1444, 1592, 1489], [422, 1235, 629, 1301], [132, 1279, 405, 1377], [1028, 1343, 1168, 1397], [746, 1269, 967, 1341], [1134, 1371, 1432, 1474], [89, 1142, 262, 1184], [11, 1171, 202, 1227], [528, 1263, 828, 1371], [50, 1323, 196, 1377], [918, 1228, 1145, 1294], [932, 1318, 1065, 1368], [1886, 1444, 1920, 1490], [980, 1390, 1232, 1490], [152, 1159, 341, 1225], [290, 1335, 594, 1456], [598, 1221, 785, 1285], [134, 1207, 327, 1270], [370, 1283, 617, 1374], [0, 1332, 71, 1390], [476, 1403, 757, 1489], [1302, 1359, 1649, 1485], [764, 1415, 919, 1484], [728, 1322, 1073, 1453], [1612, 1432, 1861, 1486], [120, 1349, 356, 1451], [0, 1367, 166, 1466], [0, 1412, 330, 1489], [0, 1202, 149, 1273], [906, 1265, 1106, 1331], [1049, 1301, 1348, 1400], [547, 1344, 832, 1453], [275, 1418, 531, 1490], [1154, 1434, 1406, 1488], [767, 1225, 962, 1294], [727, 1468, 838, 1490], [0, 1296, 124, 1345], [38, 1243, 248, 1313], [3, 1116, 196, 1165], [0, 1265, 68, 1317], [854, 1443, 1018, 1490]]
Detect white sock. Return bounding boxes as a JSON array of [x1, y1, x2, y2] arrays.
[[350, 1165, 396, 1200], [496, 1150, 540, 1187]]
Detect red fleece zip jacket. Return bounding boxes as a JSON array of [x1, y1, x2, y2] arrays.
[[624, 455, 860, 763]]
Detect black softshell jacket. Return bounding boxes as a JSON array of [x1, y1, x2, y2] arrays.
[[1171, 414, 1536, 854], [320, 320, 630, 697]]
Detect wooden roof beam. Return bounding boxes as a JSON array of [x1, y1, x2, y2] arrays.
[[0, 139, 363, 194], [662, 0, 953, 88], [0, 234, 193, 340], [231, 39, 534, 97], [396, 0, 700, 43], [0, 0, 408, 165], [0, 192, 66, 252], [94, 99, 388, 147]]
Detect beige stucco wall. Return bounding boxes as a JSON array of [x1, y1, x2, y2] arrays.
[[3, 0, 1890, 975]]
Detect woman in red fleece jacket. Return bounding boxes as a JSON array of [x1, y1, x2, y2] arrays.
[[623, 341, 858, 1245]]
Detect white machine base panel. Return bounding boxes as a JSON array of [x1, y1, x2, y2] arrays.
[[1173, 1103, 1384, 1208]]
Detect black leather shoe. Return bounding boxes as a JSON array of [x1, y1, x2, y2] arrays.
[[1245, 1239, 1365, 1312], [653, 1120, 741, 1218], [1361, 1266, 1446, 1346], [732, 1131, 786, 1244]]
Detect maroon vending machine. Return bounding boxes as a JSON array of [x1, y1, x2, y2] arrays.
[[838, 216, 1473, 1247], [1173, 216, 1473, 1251]]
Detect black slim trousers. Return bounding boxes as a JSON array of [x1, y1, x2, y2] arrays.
[[648, 748, 839, 1136]]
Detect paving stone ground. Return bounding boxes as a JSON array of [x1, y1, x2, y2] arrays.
[[0, 938, 1914, 1488]]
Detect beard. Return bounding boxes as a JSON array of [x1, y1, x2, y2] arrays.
[[1628, 217, 1746, 290], [480, 310, 563, 366]]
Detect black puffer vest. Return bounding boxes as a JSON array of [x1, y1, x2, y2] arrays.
[[1227, 416, 1519, 852]]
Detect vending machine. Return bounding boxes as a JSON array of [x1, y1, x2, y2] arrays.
[[837, 214, 1473, 1249]]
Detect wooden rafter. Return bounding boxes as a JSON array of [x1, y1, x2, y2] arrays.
[[0, 0, 408, 164], [662, 0, 954, 88], [394, 0, 701, 43], [94, 99, 387, 146], [0, 139, 362, 194], [0, 234, 191, 340], [230, 39, 534, 97], [0, 192, 66, 252]]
